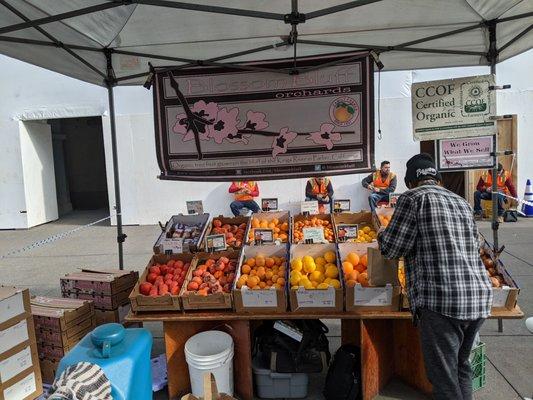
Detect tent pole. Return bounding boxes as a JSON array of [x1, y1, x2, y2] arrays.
[[105, 50, 126, 270]]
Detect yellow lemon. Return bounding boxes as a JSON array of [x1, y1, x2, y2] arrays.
[[291, 258, 303, 272], [315, 264, 326, 274], [303, 255, 314, 265], [317, 283, 330, 290], [362, 226, 371, 234], [325, 265, 339, 279], [324, 251, 336, 263], [291, 285, 299, 290], [309, 271, 324, 283], [324, 278, 332, 285], [315, 256, 327, 267], [329, 279, 341, 289], [303, 260, 316, 274]]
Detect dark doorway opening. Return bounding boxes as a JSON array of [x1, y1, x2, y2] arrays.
[[50, 117, 109, 216], [420, 140, 465, 198]]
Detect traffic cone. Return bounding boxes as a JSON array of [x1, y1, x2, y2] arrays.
[[522, 179, 533, 217]]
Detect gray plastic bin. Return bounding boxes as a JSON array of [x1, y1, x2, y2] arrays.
[[252, 358, 309, 399]]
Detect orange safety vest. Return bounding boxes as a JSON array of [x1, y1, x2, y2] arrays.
[[234, 181, 256, 201], [372, 171, 395, 189], [484, 171, 510, 194], [310, 178, 330, 195]]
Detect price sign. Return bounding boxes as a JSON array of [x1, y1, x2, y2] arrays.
[[354, 284, 393, 306], [241, 288, 278, 307], [333, 199, 351, 213], [186, 200, 204, 215], [296, 287, 336, 307], [303, 227, 326, 244], [388, 193, 402, 207], [261, 198, 278, 211], [491, 287, 510, 307], [205, 234, 226, 252], [301, 201, 319, 215], [160, 238, 183, 254], [254, 229, 274, 244], [336, 224, 358, 243]]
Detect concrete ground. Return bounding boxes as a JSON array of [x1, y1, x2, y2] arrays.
[[0, 210, 531, 399]]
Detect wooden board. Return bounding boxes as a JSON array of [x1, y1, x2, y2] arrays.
[[341, 319, 361, 346]]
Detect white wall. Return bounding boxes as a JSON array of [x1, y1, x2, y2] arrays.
[[19, 121, 58, 227], [1, 51, 532, 228]]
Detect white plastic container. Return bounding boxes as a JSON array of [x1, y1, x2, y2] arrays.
[[184, 331, 234, 396], [252, 358, 309, 399]]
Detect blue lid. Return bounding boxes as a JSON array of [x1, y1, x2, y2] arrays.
[[91, 323, 125, 350]]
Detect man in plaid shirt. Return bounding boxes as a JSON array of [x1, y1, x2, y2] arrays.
[[378, 153, 492, 400]]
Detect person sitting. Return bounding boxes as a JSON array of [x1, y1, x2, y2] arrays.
[[474, 163, 517, 222], [229, 181, 260, 216], [305, 177, 334, 213], [362, 160, 397, 211]]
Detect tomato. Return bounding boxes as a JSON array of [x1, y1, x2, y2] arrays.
[[146, 273, 158, 284], [149, 287, 158, 296], [164, 273, 174, 281], [139, 282, 152, 295], [149, 266, 161, 275], [159, 284, 169, 295]]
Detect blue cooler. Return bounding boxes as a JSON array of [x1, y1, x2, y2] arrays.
[[57, 323, 153, 400]]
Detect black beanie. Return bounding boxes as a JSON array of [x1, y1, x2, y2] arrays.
[[404, 153, 442, 187]]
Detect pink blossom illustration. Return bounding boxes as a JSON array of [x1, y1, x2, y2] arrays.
[[272, 127, 298, 157], [243, 111, 269, 131], [172, 100, 218, 142], [307, 123, 342, 150], [208, 107, 240, 144]]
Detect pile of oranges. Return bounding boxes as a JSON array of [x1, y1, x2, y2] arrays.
[[236, 255, 286, 290], [341, 252, 369, 287], [293, 217, 334, 243], [290, 250, 341, 289], [377, 214, 392, 228], [248, 217, 289, 243]]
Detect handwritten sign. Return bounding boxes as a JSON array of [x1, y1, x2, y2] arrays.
[[160, 238, 183, 254], [333, 199, 351, 213], [205, 234, 226, 252], [296, 287, 336, 308], [491, 287, 511, 308], [336, 224, 358, 242], [261, 198, 278, 211], [241, 288, 278, 308], [186, 200, 203, 214], [254, 229, 274, 244], [303, 227, 326, 244], [354, 284, 393, 306], [437, 135, 495, 171], [301, 201, 319, 215]]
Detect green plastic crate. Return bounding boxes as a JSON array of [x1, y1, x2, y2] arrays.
[[470, 343, 486, 391]]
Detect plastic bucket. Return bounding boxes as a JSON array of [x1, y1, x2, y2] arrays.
[[185, 330, 234, 396]]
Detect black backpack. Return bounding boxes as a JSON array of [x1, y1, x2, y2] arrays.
[[323, 345, 361, 400], [253, 320, 331, 373]]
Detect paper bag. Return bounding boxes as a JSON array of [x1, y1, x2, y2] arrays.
[[367, 247, 399, 286]]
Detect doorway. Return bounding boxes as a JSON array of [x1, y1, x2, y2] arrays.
[[50, 117, 109, 216]]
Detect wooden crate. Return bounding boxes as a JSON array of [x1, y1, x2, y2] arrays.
[[204, 215, 251, 250], [291, 213, 334, 243]]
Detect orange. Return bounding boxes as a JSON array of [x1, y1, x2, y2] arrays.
[[346, 271, 359, 282], [277, 277, 286, 286], [281, 222, 289, 231], [256, 256, 266, 267], [265, 270, 273, 280], [354, 263, 366, 273], [346, 280, 357, 288], [346, 252, 360, 266], [259, 281, 267, 289], [265, 258, 275, 268], [358, 272, 369, 287], [360, 254, 368, 267], [268, 222, 276, 229], [252, 218, 260, 228], [342, 261, 354, 275], [272, 274, 279, 283], [257, 267, 266, 279], [241, 264, 251, 274], [246, 258, 256, 267]]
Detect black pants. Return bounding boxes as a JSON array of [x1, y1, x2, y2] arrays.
[[419, 309, 485, 400]]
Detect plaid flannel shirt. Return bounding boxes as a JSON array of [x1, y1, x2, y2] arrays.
[[378, 181, 492, 320]]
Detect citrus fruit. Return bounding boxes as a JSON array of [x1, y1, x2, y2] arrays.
[[291, 258, 303, 272], [324, 251, 336, 263], [346, 252, 360, 266]]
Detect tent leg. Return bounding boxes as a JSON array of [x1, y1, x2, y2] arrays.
[[488, 21, 499, 253], [107, 84, 126, 269]]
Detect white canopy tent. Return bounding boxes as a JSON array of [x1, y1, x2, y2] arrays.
[[0, 0, 532, 268]]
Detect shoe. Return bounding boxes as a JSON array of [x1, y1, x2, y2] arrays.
[[473, 212, 483, 220], [497, 216, 504, 223]]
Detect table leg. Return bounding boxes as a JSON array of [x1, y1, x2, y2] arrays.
[[163, 320, 253, 400], [498, 318, 504, 332]]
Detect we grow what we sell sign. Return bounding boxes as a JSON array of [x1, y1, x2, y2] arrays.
[[436, 135, 495, 172], [153, 52, 374, 181], [412, 75, 496, 141]]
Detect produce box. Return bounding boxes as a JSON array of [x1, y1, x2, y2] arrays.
[[31, 296, 94, 333], [332, 212, 378, 243], [247, 211, 291, 245], [180, 250, 240, 311], [204, 215, 250, 250], [154, 213, 210, 254], [62, 288, 131, 311], [39, 359, 59, 384], [0, 367, 42, 400], [60, 269, 138, 296], [374, 206, 394, 229], [95, 304, 131, 325], [129, 253, 194, 313], [233, 245, 288, 313], [0, 335, 41, 395], [288, 244, 343, 313], [338, 242, 401, 313], [0, 287, 30, 326], [292, 214, 334, 244]]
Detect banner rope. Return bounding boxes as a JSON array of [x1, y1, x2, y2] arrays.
[[0, 213, 120, 260]]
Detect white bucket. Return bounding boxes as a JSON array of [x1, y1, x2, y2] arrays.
[[184, 330, 234, 396]]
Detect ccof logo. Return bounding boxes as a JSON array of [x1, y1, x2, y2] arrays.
[[330, 97, 359, 126]]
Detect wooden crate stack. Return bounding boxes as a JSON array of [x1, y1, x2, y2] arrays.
[[31, 296, 95, 384]]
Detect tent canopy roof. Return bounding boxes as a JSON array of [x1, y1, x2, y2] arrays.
[[0, 0, 532, 86]]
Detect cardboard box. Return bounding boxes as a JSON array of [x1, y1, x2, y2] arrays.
[[332, 211, 378, 243], [180, 250, 240, 311], [491, 260, 520, 311], [0, 287, 30, 327], [289, 244, 343, 313], [373, 206, 394, 229], [62, 287, 132, 311], [39, 359, 59, 384], [0, 341, 39, 386], [34, 316, 94, 350], [204, 215, 250, 250], [0, 367, 42, 400], [233, 245, 288, 313], [338, 242, 401, 313], [246, 211, 291, 245], [129, 253, 194, 313], [95, 304, 131, 325], [60, 269, 138, 296], [367, 247, 400, 286], [36, 342, 72, 362], [154, 213, 211, 254], [31, 297, 94, 332], [0, 318, 31, 357], [291, 213, 334, 244]]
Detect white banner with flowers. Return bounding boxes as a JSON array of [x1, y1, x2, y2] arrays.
[[153, 52, 374, 181]]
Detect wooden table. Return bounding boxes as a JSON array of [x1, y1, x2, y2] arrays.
[[126, 307, 523, 400]]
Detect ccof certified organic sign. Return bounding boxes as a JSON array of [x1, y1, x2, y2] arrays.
[[437, 135, 495, 171], [412, 74, 496, 141]]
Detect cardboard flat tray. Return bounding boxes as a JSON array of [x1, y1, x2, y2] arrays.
[[291, 214, 335, 244], [203, 215, 251, 250], [0, 287, 30, 328], [154, 213, 211, 254], [60, 269, 138, 296], [35, 316, 94, 348], [62, 287, 132, 311]]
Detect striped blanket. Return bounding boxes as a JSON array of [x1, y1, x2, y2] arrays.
[[49, 362, 112, 400]]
